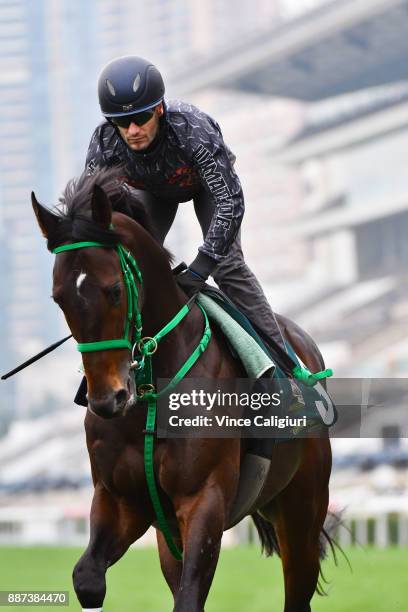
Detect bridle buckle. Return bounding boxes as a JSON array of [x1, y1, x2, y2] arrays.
[[138, 383, 156, 397], [137, 336, 158, 355]]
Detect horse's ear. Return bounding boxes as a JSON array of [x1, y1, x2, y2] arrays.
[[91, 184, 112, 229], [31, 192, 60, 239]]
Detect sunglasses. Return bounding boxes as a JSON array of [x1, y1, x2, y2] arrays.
[[110, 109, 155, 128]]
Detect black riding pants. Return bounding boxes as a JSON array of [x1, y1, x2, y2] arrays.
[[140, 190, 286, 352]]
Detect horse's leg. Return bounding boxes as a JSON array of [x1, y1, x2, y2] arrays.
[[260, 439, 331, 612], [172, 483, 226, 612], [162, 443, 241, 612], [156, 496, 221, 612], [73, 483, 151, 610], [156, 529, 183, 601], [155, 489, 223, 612]]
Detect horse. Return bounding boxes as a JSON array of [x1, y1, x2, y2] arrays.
[[32, 168, 334, 612]]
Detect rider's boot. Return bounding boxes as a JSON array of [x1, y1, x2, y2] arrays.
[[250, 322, 306, 416], [288, 377, 306, 415]]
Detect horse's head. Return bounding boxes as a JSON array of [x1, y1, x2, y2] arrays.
[[32, 171, 166, 419]]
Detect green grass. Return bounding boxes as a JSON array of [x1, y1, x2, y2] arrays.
[[0, 545, 406, 611]]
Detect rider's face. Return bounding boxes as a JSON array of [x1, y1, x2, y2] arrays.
[[116, 103, 163, 151]]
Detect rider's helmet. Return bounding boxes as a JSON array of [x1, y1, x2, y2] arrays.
[[97, 55, 165, 118]]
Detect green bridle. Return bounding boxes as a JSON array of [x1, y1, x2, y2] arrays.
[[53, 241, 143, 352], [53, 240, 212, 561]]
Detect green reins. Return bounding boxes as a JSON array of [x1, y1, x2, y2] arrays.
[[53, 240, 212, 561]]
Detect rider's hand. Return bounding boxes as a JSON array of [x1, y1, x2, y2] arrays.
[[175, 267, 206, 296], [175, 252, 217, 297]]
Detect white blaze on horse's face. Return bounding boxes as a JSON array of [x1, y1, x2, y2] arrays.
[[76, 271, 87, 295]]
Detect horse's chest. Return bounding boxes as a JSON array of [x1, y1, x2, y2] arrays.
[[90, 439, 146, 496]]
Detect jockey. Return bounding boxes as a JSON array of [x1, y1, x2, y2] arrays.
[[85, 55, 291, 369]]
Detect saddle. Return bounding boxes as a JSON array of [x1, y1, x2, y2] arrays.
[[196, 284, 335, 436], [198, 284, 288, 372]]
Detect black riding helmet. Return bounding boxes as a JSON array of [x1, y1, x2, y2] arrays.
[[98, 55, 165, 117]]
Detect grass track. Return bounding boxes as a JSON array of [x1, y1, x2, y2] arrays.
[[0, 545, 406, 611]]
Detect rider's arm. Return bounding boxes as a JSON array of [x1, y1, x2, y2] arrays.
[[189, 116, 245, 278]]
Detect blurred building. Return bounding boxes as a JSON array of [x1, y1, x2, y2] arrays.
[[0, 235, 15, 431], [170, 0, 408, 378], [173, 0, 408, 100], [0, 1, 57, 364], [89, 0, 282, 83], [273, 84, 408, 377]]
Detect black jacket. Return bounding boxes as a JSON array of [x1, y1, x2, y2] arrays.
[[85, 99, 245, 263]]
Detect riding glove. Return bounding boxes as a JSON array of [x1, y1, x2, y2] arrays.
[[175, 267, 206, 296], [175, 252, 217, 297]]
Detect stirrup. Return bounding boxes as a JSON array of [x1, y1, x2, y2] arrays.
[[288, 378, 305, 413]]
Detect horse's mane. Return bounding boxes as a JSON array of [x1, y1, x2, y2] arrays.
[[45, 167, 173, 262]]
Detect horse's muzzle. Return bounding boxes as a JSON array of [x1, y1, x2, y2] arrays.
[[88, 388, 129, 419]]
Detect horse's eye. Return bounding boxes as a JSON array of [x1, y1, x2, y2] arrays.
[[108, 283, 122, 305]]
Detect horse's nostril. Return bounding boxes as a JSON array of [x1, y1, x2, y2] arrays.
[[115, 388, 128, 408], [88, 388, 129, 418]]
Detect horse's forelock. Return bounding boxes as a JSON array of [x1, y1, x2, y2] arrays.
[[46, 168, 174, 263]]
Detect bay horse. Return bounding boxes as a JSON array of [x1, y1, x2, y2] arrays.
[[32, 169, 334, 612]]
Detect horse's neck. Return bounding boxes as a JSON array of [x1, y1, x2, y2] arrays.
[[139, 259, 202, 377], [124, 221, 204, 377], [142, 275, 183, 335]]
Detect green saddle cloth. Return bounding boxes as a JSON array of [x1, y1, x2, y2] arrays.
[[197, 291, 336, 432], [197, 293, 276, 380]]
